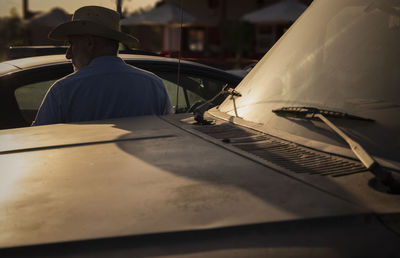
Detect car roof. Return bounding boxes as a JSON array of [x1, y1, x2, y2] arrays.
[[0, 54, 223, 77]]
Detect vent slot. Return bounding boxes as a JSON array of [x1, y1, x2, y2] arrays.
[[192, 122, 368, 177], [194, 124, 256, 139]]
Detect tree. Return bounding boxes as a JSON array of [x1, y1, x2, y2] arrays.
[[220, 20, 253, 68], [0, 8, 26, 61]]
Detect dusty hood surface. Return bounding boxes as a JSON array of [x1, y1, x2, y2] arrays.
[[0, 114, 379, 249]]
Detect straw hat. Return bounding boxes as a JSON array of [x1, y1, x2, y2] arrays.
[[49, 6, 138, 44]]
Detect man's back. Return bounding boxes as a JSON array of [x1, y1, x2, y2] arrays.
[[33, 56, 171, 125]]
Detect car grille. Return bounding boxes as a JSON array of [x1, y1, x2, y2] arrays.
[[192, 122, 368, 177]]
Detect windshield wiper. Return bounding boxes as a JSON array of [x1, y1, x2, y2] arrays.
[[194, 84, 241, 125], [273, 106, 400, 194], [273, 106, 374, 121]]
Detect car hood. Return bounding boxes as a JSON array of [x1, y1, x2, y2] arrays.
[[0, 114, 399, 249]]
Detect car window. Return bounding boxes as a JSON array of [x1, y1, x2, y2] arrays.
[[186, 75, 222, 99], [14, 76, 203, 122], [14, 80, 55, 123], [161, 79, 192, 113], [155, 71, 228, 113], [12, 73, 213, 123], [10, 66, 235, 125]]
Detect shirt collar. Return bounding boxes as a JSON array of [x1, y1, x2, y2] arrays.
[[88, 56, 124, 67]]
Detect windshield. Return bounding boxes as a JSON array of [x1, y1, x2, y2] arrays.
[[218, 0, 400, 161]]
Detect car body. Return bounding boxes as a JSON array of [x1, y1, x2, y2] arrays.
[[1, 0, 399, 257], [6, 44, 160, 60], [0, 54, 242, 129], [226, 62, 257, 77]]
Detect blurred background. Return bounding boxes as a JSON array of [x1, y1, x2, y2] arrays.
[[0, 0, 312, 69]]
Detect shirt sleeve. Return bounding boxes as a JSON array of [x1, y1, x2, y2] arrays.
[[31, 85, 63, 126]]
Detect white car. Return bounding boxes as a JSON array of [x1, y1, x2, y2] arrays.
[[1, 0, 399, 256]]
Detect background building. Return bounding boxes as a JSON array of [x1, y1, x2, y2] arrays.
[[122, 0, 311, 68], [1, 0, 312, 68]]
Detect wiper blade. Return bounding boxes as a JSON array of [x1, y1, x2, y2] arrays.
[[273, 106, 400, 194], [272, 106, 374, 121]]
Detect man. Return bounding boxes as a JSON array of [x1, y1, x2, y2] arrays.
[[32, 6, 171, 126]]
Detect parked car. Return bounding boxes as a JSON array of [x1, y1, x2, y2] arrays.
[[6, 46, 68, 59], [1, 0, 399, 257], [0, 54, 242, 129], [226, 62, 257, 78], [6, 44, 159, 60]]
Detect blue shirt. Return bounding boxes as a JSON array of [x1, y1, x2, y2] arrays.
[[32, 56, 172, 126]]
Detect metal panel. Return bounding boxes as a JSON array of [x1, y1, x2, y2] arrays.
[[0, 115, 365, 248], [193, 120, 368, 177]]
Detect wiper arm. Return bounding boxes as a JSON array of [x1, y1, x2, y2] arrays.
[[273, 106, 400, 194], [273, 106, 374, 121], [194, 84, 241, 125]]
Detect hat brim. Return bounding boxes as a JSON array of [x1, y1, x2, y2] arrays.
[[49, 20, 139, 45]]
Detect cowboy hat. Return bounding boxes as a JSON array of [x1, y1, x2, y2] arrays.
[[49, 6, 138, 44]]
